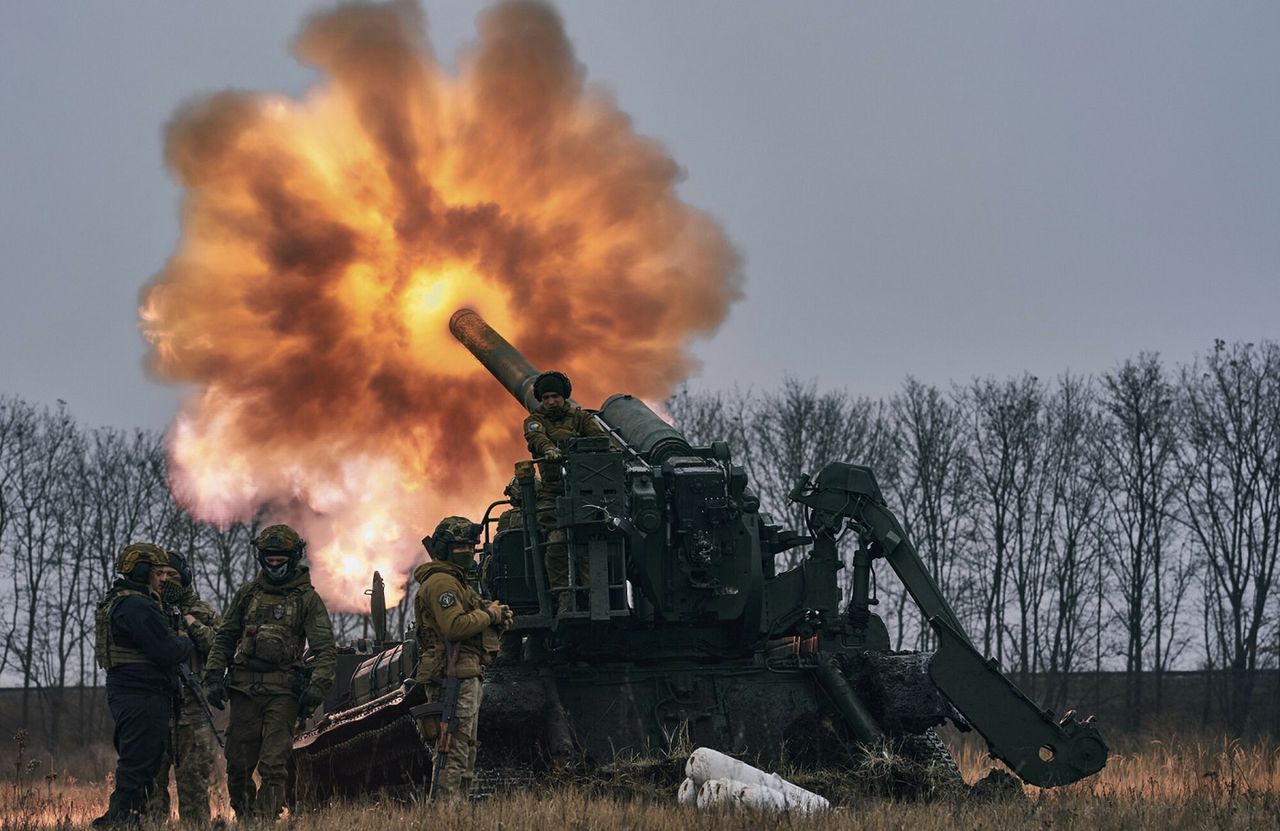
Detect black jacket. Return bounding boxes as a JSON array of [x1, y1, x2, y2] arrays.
[[105, 579, 193, 693]]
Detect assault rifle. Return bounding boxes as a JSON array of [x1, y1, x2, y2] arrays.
[[178, 663, 226, 749], [166, 604, 225, 749], [418, 642, 462, 800]]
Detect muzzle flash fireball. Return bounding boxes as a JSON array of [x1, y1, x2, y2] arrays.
[[139, 0, 740, 610]]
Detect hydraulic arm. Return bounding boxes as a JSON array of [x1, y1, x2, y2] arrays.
[[791, 463, 1108, 787]]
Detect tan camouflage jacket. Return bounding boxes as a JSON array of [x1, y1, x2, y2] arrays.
[[413, 561, 502, 682]]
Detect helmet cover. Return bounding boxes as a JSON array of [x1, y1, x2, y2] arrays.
[[422, 516, 482, 567], [117, 542, 170, 580]]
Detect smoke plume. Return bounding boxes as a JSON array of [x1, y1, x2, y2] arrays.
[[141, 0, 740, 609]]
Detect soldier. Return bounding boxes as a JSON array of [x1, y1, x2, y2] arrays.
[[495, 478, 523, 533], [148, 551, 220, 825], [93, 543, 193, 829], [413, 517, 512, 801], [202, 524, 336, 822], [522, 370, 608, 612]]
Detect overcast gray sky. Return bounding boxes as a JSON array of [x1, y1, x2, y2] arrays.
[[2, 1, 1277, 432]]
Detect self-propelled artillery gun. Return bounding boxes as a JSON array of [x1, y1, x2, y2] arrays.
[[290, 309, 1107, 800]]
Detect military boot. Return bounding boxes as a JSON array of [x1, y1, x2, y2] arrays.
[[255, 783, 288, 822], [91, 790, 142, 829]]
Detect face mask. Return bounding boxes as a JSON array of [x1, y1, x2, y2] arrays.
[[447, 546, 476, 569], [160, 578, 183, 605], [264, 561, 291, 582]]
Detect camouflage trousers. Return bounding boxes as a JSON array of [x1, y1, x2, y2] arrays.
[[538, 499, 587, 596], [415, 677, 483, 801], [147, 696, 215, 823], [225, 690, 299, 820]]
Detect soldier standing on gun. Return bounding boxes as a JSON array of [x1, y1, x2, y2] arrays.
[[147, 551, 220, 825], [92, 543, 193, 829], [522, 371, 608, 613], [413, 517, 512, 801], [202, 525, 336, 822]]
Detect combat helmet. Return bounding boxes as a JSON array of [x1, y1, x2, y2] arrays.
[[533, 371, 571, 401], [166, 550, 193, 588], [422, 516, 482, 568], [117, 542, 170, 584], [254, 524, 305, 583]]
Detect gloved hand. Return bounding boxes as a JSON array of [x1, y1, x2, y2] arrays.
[[500, 605, 515, 626], [544, 447, 563, 462], [205, 680, 227, 711], [298, 685, 325, 716], [486, 601, 505, 627]]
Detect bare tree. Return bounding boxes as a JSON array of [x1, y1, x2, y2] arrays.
[[1177, 341, 1280, 731], [961, 374, 1052, 673], [36, 424, 93, 746], [665, 385, 750, 453], [882, 377, 975, 650], [0, 396, 36, 679], [1041, 375, 1107, 709], [5, 402, 80, 729], [1096, 354, 1189, 728], [202, 517, 263, 611]]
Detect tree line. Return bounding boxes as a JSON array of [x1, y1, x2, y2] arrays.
[[0, 402, 400, 746], [667, 340, 1280, 734], [2, 339, 1278, 743]]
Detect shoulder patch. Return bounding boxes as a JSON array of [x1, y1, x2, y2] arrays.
[[526, 420, 543, 432], [438, 591, 457, 609]]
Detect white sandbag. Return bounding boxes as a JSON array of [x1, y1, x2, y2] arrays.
[[685, 747, 829, 810], [677, 776, 698, 805], [686, 747, 824, 804], [686, 747, 773, 788], [697, 777, 788, 812], [778, 785, 829, 813]]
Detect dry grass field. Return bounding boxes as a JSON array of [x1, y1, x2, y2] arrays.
[[2, 730, 1278, 830]]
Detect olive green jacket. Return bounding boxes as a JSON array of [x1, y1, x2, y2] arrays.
[[413, 561, 502, 681], [204, 567, 336, 696], [523, 404, 607, 492]]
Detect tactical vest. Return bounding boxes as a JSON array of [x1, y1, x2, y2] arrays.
[[94, 588, 151, 670], [233, 585, 308, 669]]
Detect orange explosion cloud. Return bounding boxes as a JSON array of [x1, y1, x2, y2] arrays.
[[140, 0, 741, 610]]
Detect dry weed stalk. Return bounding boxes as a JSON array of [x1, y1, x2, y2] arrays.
[[0, 733, 1277, 829]]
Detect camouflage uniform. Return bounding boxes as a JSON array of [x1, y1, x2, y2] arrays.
[[413, 517, 508, 801], [523, 403, 607, 596], [496, 478, 523, 533], [148, 585, 219, 824], [204, 560, 335, 820]]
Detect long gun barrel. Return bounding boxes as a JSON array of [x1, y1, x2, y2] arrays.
[[449, 308, 544, 413], [448, 308, 696, 463]]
